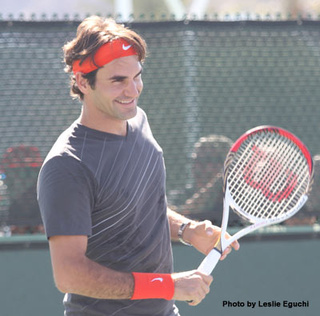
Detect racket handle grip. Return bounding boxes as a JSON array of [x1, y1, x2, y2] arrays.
[[197, 249, 221, 275]]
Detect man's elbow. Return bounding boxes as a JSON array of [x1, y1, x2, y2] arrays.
[[53, 267, 81, 294], [54, 273, 73, 293]]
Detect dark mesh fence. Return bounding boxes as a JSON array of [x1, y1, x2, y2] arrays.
[[0, 19, 319, 231]]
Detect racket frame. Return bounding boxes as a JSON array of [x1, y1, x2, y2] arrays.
[[197, 126, 313, 275]]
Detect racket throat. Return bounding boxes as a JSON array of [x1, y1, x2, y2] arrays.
[[213, 237, 223, 254]]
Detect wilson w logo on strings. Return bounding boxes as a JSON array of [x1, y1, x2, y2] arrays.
[[243, 145, 297, 203]]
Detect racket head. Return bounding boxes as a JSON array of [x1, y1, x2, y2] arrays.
[[223, 126, 314, 224]]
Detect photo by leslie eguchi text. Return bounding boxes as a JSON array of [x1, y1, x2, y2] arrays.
[[222, 300, 310, 309]]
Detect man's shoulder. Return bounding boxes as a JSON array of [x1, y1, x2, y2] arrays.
[[44, 121, 87, 163]]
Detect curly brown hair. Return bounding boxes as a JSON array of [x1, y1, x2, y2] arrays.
[[63, 16, 147, 100]]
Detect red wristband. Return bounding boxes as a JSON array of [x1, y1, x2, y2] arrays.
[[131, 272, 175, 300]]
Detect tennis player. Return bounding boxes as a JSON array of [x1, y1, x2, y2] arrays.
[[37, 15, 239, 316]]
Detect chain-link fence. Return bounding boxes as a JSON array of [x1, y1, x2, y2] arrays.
[[1, 19, 319, 231]]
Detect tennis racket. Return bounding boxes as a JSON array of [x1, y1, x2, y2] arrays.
[[197, 126, 314, 275]]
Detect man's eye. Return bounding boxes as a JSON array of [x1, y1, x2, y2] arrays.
[[111, 79, 124, 83], [110, 76, 126, 83]]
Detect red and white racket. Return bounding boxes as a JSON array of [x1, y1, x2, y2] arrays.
[[197, 126, 314, 275]]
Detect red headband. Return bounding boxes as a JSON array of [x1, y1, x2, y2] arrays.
[[72, 38, 137, 74]]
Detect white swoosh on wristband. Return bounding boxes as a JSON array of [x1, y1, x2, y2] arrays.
[[151, 277, 163, 283]]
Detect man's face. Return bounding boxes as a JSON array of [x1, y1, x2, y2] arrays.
[[86, 55, 143, 122]]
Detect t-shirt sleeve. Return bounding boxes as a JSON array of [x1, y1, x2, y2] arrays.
[[37, 156, 95, 238]]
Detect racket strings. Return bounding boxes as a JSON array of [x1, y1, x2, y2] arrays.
[[239, 141, 307, 219], [240, 137, 307, 218], [254, 134, 308, 218], [233, 135, 288, 217], [227, 132, 310, 221]]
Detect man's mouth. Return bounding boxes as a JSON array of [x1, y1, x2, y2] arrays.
[[116, 99, 135, 105]]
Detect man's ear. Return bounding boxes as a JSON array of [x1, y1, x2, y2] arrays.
[[75, 72, 90, 95]]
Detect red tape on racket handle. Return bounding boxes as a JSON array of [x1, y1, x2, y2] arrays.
[[197, 248, 222, 275]]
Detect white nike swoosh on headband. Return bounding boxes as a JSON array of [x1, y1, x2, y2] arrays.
[[151, 277, 163, 283], [122, 44, 132, 50]]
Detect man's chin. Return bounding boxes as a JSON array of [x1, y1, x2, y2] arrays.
[[122, 105, 137, 121]]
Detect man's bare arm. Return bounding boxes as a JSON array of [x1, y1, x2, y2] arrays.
[[49, 235, 134, 299]]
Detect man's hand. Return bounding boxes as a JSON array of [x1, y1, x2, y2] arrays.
[[183, 220, 240, 259], [172, 270, 213, 306]]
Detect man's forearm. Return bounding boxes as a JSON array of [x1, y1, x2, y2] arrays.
[[49, 235, 135, 300]]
